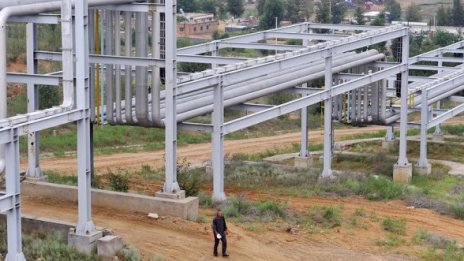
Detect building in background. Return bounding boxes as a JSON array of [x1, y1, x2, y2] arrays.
[[177, 12, 218, 36]]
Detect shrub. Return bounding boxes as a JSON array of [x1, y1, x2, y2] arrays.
[[119, 245, 141, 261], [0, 227, 97, 260], [375, 235, 405, 248], [108, 171, 129, 192], [305, 206, 341, 228], [176, 159, 202, 196], [412, 229, 429, 244], [220, 195, 252, 218], [46, 172, 78, 186], [198, 191, 213, 208], [360, 176, 405, 200], [255, 200, 287, 220], [450, 204, 464, 220], [382, 218, 406, 235]]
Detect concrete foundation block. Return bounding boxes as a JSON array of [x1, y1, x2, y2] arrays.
[[68, 230, 103, 254], [393, 163, 412, 184], [97, 235, 124, 259], [294, 156, 314, 168], [415, 163, 432, 175], [25, 175, 48, 182], [382, 140, 396, 150], [155, 190, 186, 200], [432, 134, 444, 141]]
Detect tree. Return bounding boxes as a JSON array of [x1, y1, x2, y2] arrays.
[[227, 0, 245, 17], [177, 0, 198, 12], [315, 0, 330, 23], [452, 0, 464, 26], [315, 0, 345, 24], [354, 7, 365, 25], [200, 0, 218, 15], [331, 0, 346, 24], [405, 3, 422, 22], [386, 0, 401, 22], [259, 0, 285, 29], [436, 5, 451, 26], [257, 0, 266, 15], [286, 0, 300, 23], [298, 0, 314, 22]]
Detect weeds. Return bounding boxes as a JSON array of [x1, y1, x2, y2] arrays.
[[218, 195, 288, 222], [46, 171, 77, 186], [176, 159, 203, 196], [304, 206, 342, 229], [0, 227, 97, 260], [108, 171, 130, 192], [375, 235, 405, 248], [382, 218, 406, 235], [119, 245, 141, 261], [412, 229, 429, 244]]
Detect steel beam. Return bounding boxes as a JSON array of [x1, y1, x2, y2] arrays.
[[7, 73, 60, 85], [177, 54, 248, 65], [219, 42, 304, 51], [222, 64, 404, 134], [75, 0, 96, 235], [26, 22, 42, 178], [163, 0, 181, 194], [322, 54, 333, 178], [4, 128, 25, 261], [266, 31, 347, 41], [8, 14, 59, 24], [418, 90, 429, 168], [212, 76, 226, 201], [397, 34, 410, 167], [428, 102, 464, 128]]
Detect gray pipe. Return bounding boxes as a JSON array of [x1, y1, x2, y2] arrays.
[[135, 12, 149, 125], [0, 0, 140, 172]]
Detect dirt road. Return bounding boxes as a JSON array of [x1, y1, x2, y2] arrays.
[[37, 126, 385, 175], [22, 193, 464, 261]]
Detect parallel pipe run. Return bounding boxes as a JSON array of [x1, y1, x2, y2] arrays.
[[107, 50, 385, 125], [0, 0, 140, 173]]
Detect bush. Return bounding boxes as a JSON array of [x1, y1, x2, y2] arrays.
[[108, 171, 129, 192], [0, 227, 97, 260], [360, 176, 405, 200], [176, 159, 203, 196], [305, 206, 342, 228], [255, 200, 287, 220], [119, 245, 141, 261], [450, 204, 464, 220], [382, 218, 406, 235]]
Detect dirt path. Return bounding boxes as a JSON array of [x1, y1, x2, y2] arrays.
[[22, 193, 464, 261], [36, 126, 385, 175]]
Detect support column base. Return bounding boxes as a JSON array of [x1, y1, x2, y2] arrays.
[[415, 163, 432, 175], [432, 134, 444, 141], [5, 253, 26, 261], [155, 190, 186, 200], [68, 230, 103, 254], [212, 192, 227, 203], [25, 175, 48, 182], [294, 156, 314, 168], [25, 167, 43, 179], [97, 235, 124, 260], [382, 140, 396, 150], [393, 163, 412, 184]]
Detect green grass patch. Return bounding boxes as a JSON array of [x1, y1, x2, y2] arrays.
[[375, 235, 405, 248], [304, 205, 342, 229], [0, 227, 97, 260], [46, 171, 78, 186], [382, 218, 407, 235]]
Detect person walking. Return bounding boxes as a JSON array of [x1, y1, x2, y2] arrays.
[[212, 209, 229, 257]]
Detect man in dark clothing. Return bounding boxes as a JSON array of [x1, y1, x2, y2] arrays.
[[212, 209, 229, 257]]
